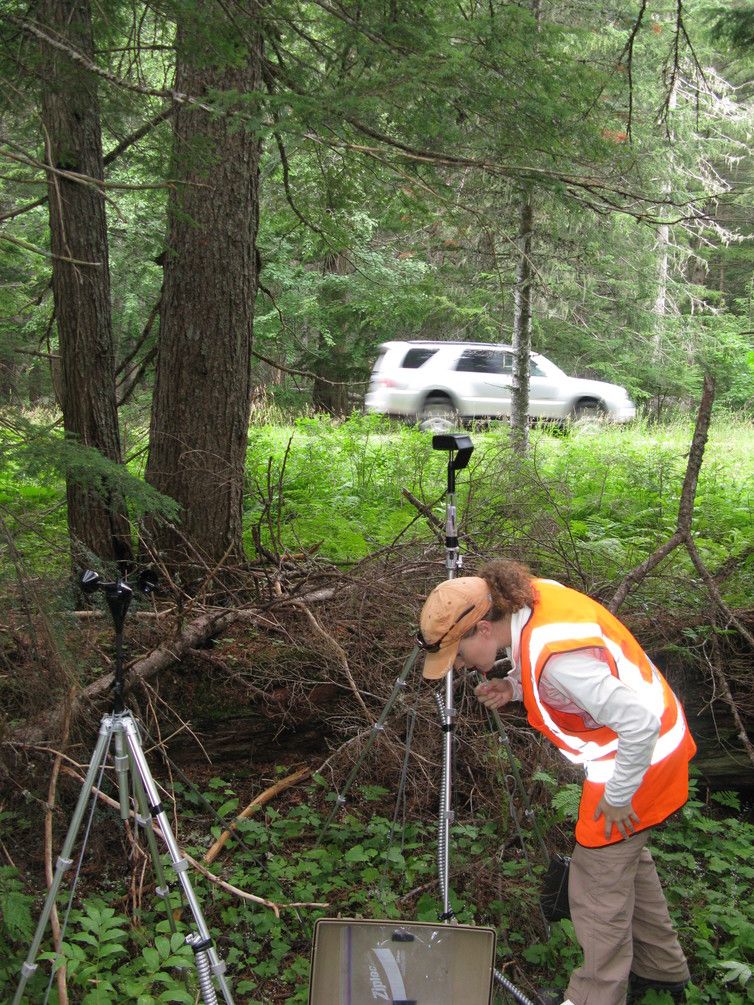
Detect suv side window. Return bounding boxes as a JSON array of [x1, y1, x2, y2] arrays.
[[400, 348, 438, 369], [529, 360, 545, 377], [456, 349, 510, 374]]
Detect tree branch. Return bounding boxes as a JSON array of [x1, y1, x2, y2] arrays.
[[7, 15, 216, 113], [0, 107, 176, 225], [609, 373, 715, 612]]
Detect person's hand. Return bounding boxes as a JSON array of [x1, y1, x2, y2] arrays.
[[594, 795, 640, 841], [474, 677, 514, 711]]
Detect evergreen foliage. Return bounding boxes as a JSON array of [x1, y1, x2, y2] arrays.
[[1, 0, 752, 428]]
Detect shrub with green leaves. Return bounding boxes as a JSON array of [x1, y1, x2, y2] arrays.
[[2, 777, 753, 1003]]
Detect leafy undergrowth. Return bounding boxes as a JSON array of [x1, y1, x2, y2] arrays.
[[4, 411, 754, 600], [1, 779, 752, 1004], [241, 412, 754, 595]]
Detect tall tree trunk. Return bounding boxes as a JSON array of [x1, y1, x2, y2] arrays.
[[311, 250, 350, 415], [650, 82, 677, 420], [510, 187, 534, 455], [40, 0, 132, 569], [145, 6, 262, 568], [510, 0, 541, 455]]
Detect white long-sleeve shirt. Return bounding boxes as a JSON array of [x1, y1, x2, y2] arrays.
[[505, 609, 661, 805]]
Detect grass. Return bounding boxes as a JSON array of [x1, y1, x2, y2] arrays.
[[2, 409, 753, 601]]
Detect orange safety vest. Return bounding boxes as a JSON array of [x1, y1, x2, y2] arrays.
[[517, 579, 696, 848]]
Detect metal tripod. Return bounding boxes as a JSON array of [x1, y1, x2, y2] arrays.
[[13, 573, 234, 1005], [431, 432, 474, 924], [313, 437, 537, 1005], [431, 435, 536, 1005]]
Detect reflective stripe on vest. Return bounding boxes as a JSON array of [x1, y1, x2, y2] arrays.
[[527, 618, 669, 764], [584, 693, 688, 784]]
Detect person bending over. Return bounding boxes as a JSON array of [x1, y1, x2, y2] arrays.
[[417, 561, 695, 1005]]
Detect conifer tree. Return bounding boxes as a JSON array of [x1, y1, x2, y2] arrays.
[[144, 2, 262, 567], [38, 0, 132, 567]]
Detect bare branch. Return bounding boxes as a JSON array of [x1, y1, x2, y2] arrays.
[[0, 107, 176, 225], [251, 346, 365, 387], [684, 534, 754, 651], [609, 373, 716, 612], [0, 231, 101, 266], [707, 622, 754, 769], [204, 766, 311, 864], [7, 15, 215, 113], [616, 0, 648, 141]]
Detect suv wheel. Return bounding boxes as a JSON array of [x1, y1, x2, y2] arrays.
[[571, 399, 606, 429], [418, 395, 460, 432]]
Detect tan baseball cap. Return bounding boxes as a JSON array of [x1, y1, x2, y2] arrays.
[[418, 577, 492, 680]]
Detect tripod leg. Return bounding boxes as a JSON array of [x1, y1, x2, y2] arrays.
[[12, 721, 114, 1005], [317, 646, 420, 842], [127, 741, 178, 934], [114, 725, 131, 820], [121, 716, 234, 1005]]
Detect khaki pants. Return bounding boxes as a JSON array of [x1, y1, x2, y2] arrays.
[[565, 830, 690, 1005]]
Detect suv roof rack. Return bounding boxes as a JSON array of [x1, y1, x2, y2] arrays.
[[391, 339, 512, 348]]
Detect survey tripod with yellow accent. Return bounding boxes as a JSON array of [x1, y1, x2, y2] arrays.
[[13, 570, 234, 1005]]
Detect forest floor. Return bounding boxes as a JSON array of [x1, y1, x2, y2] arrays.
[[3, 414, 754, 1001]]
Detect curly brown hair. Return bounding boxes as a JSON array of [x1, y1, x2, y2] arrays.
[[477, 559, 537, 618]]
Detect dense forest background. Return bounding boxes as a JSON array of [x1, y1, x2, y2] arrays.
[[2, 0, 754, 565], [1, 2, 754, 1003]]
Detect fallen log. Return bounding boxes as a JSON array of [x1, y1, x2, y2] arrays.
[[9, 582, 344, 747], [12, 607, 241, 746]]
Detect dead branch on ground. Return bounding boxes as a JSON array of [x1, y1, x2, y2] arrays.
[[57, 765, 327, 916], [204, 765, 311, 864]]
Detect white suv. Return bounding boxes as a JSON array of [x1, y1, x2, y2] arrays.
[[365, 340, 636, 428]]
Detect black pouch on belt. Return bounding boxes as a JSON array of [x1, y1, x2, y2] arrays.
[[540, 853, 571, 923]]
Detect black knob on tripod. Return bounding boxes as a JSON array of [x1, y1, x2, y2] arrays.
[[79, 570, 138, 714]]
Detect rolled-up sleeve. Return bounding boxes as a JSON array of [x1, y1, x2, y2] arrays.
[[505, 661, 523, 702]]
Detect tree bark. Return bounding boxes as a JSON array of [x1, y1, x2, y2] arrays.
[[145, 4, 262, 567], [39, 0, 131, 568], [510, 187, 534, 454], [311, 250, 350, 415]]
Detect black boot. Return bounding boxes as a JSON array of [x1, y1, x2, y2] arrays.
[[628, 972, 690, 1003]]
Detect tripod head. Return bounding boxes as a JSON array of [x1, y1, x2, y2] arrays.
[[81, 570, 134, 633], [80, 569, 158, 713], [432, 433, 473, 578], [432, 433, 473, 495]]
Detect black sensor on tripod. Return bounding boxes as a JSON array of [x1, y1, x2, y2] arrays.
[[80, 568, 160, 599], [80, 569, 103, 594], [80, 570, 134, 635], [432, 433, 473, 471], [432, 433, 473, 495]]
